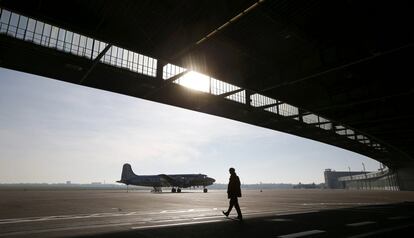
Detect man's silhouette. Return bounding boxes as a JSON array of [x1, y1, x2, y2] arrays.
[[222, 167, 243, 220]]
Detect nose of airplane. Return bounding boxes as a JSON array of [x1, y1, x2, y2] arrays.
[[209, 177, 216, 183]]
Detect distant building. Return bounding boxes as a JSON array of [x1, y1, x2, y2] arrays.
[[338, 168, 399, 191], [66, 181, 71, 185], [324, 169, 367, 189], [293, 182, 321, 189]]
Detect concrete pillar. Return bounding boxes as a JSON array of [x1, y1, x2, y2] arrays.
[[396, 165, 414, 191]]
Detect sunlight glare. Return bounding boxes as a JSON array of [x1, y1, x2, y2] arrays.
[[177, 71, 210, 93]]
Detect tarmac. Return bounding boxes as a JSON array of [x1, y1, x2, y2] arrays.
[[1, 189, 414, 237]]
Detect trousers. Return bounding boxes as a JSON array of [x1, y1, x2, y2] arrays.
[[227, 196, 242, 217]]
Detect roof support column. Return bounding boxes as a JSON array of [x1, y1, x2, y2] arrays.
[[298, 108, 304, 123], [245, 90, 252, 107], [156, 60, 166, 80]]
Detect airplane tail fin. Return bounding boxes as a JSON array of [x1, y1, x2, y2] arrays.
[[120, 163, 137, 181]]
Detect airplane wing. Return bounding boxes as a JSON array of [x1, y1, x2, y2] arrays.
[[158, 174, 180, 187]]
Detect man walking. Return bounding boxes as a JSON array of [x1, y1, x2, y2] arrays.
[[222, 167, 243, 220]]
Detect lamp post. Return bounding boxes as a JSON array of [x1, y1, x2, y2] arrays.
[[348, 166, 352, 189], [362, 162, 368, 190]]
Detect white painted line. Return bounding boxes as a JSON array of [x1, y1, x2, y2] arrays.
[[159, 209, 195, 214], [193, 215, 222, 220], [347, 223, 414, 238], [131, 219, 223, 230], [346, 221, 376, 227], [152, 218, 191, 223], [275, 210, 319, 216], [0, 208, 215, 225], [268, 218, 292, 222], [278, 230, 326, 238], [241, 209, 318, 218], [0, 208, 318, 226]]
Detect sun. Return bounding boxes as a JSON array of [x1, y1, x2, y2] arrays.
[[177, 71, 210, 93]]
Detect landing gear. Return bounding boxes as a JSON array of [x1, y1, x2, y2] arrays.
[[151, 187, 162, 193], [203, 188, 208, 193], [172, 188, 182, 193]]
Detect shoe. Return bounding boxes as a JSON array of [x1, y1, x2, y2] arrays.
[[237, 216, 243, 221], [222, 211, 229, 217]]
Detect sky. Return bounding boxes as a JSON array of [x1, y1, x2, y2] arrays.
[[0, 67, 381, 184]]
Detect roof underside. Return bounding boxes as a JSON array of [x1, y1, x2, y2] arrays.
[[1, 0, 414, 163]]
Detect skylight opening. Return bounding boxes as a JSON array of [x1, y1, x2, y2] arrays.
[[303, 114, 318, 124], [250, 93, 278, 107], [318, 117, 332, 130], [226, 90, 246, 104], [163, 63, 186, 80], [211, 78, 239, 95], [0, 7, 384, 153], [176, 71, 210, 93], [0, 8, 157, 77], [264, 106, 278, 114], [279, 103, 299, 117]]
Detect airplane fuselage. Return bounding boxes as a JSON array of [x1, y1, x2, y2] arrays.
[[117, 164, 215, 192], [122, 175, 165, 187]]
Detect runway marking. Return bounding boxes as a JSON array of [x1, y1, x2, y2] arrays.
[[131, 219, 223, 230], [0, 208, 219, 225], [193, 215, 222, 220], [153, 218, 191, 223], [346, 221, 376, 227], [278, 230, 326, 238], [268, 218, 292, 222], [159, 208, 212, 214], [0, 209, 334, 237], [160, 209, 189, 214], [273, 210, 319, 216], [2, 210, 324, 235], [387, 216, 409, 220], [347, 223, 414, 238], [0, 208, 318, 225]]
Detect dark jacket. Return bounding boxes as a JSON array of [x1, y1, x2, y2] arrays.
[[227, 174, 242, 198]]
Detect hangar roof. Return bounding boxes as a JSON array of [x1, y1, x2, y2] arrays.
[[1, 0, 413, 164]]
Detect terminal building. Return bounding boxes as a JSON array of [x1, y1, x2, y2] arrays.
[[324, 168, 400, 190]]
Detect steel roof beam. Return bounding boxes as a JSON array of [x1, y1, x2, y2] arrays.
[[218, 88, 244, 98], [80, 44, 112, 84]]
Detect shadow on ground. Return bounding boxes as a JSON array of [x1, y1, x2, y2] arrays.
[[74, 202, 414, 238]]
